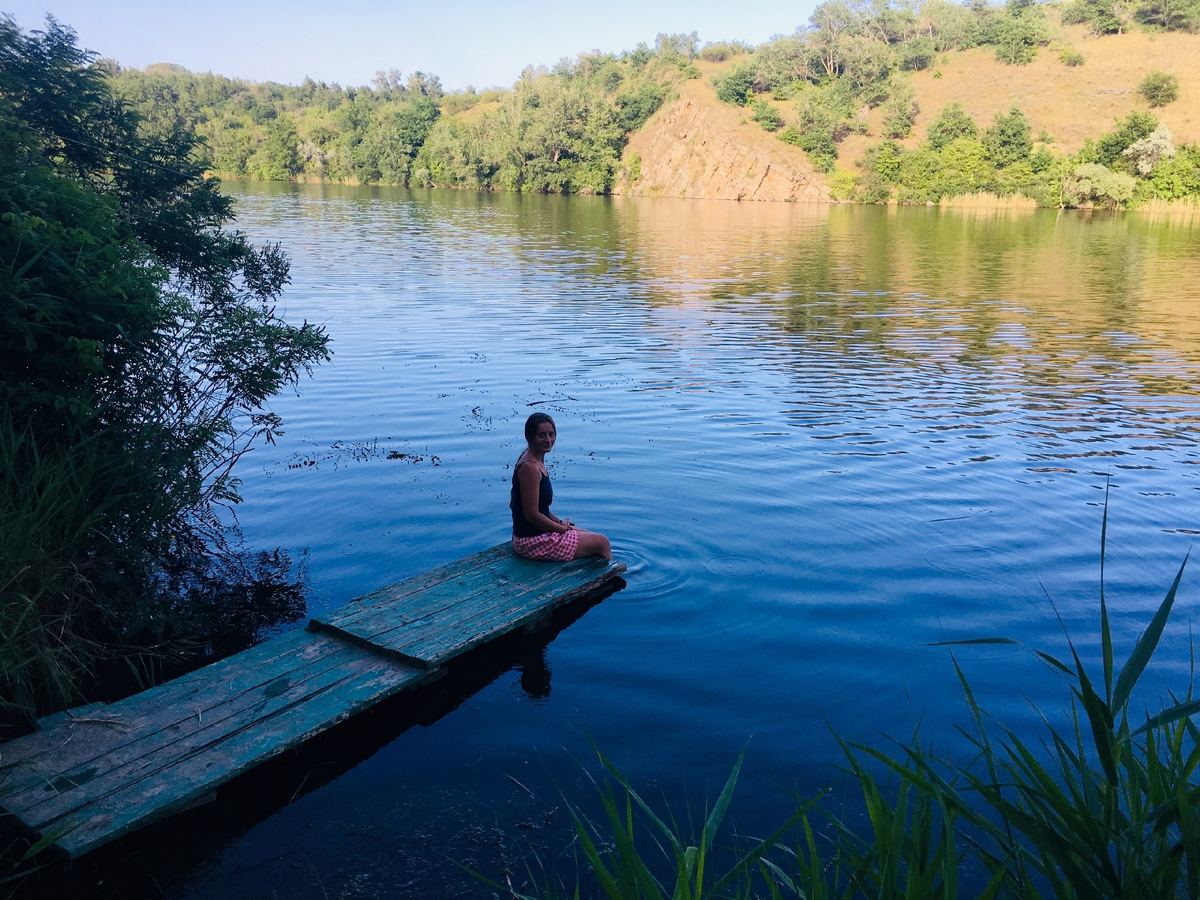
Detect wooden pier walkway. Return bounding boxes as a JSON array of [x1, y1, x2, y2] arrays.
[[0, 544, 625, 858]]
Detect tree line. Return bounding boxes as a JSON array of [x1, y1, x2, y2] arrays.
[[108, 33, 700, 193]]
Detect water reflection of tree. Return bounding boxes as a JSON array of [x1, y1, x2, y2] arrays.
[[677, 205, 1200, 402]]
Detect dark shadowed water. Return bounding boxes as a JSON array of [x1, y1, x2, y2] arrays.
[[100, 187, 1200, 897]]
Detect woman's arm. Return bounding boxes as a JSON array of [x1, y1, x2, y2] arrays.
[[517, 461, 572, 534]]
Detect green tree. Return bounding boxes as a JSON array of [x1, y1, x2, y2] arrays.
[[251, 112, 300, 180], [926, 102, 978, 150], [752, 99, 785, 131], [784, 93, 843, 172], [938, 136, 995, 193], [881, 77, 918, 138], [1095, 110, 1158, 167], [922, 0, 982, 51], [1062, 0, 1125, 33], [1134, 0, 1200, 31], [1062, 162, 1136, 207], [1138, 71, 1180, 107], [810, 0, 859, 76], [1122, 124, 1175, 175], [982, 105, 1033, 167], [715, 61, 757, 105], [0, 17, 329, 719], [613, 83, 665, 131], [899, 34, 937, 70], [1145, 143, 1200, 199], [983, 4, 1051, 64]]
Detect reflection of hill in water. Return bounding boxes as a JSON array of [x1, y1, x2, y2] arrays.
[[603, 200, 1200, 402], [225, 183, 1200, 408]]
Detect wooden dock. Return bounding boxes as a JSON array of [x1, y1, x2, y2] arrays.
[[0, 544, 625, 858]]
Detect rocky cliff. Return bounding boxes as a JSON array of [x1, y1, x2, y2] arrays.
[[614, 79, 832, 203]]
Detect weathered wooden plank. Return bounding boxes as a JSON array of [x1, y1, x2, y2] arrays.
[[315, 551, 615, 641], [50, 650, 425, 858], [312, 557, 625, 668], [390, 563, 624, 665], [331, 543, 513, 623], [0, 629, 354, 783], [0, 628, 346, 772], [4, 634, 427, 822], [365, 559, 621, 658], [313, 557, 562, 644], [36, 702, 109, 731], [318, 544, 537, 632]]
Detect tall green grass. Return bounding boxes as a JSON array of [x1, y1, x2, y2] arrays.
[[0, 413, 134, 719], [543, 501, 1199, 898]]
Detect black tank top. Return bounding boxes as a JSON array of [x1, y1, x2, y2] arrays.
[[511, 462, 553, 537]]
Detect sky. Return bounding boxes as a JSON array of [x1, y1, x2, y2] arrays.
[[5, 1, 821, 91]]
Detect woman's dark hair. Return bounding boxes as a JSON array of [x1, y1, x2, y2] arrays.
[[524, 412, 556, 444]]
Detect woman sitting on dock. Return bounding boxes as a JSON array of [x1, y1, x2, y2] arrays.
[[511, 413, 612, 561]]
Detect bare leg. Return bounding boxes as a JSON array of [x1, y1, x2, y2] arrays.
[[573, 530, 612, 560]]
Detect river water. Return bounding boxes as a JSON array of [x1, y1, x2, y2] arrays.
[[160, 185, 1200, 897]]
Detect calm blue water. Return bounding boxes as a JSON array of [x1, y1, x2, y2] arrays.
[[176, 185, 1200, 897]]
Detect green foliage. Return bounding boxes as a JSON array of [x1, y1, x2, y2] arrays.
[[626, 151, 642, 183], [900, 35, 937, 71], [107, 38, 673, 197], [1060, 47, 1085, 66], [1144, 143, 1200, 199], [0, 17, 328, 720], [1062, 0, 1125, 33], [858, 132, 1004, 203], [785, 85, 862, 173], [413, 62, 666, 195], [753, 38, 820, 93], [654, 31, 699, 61], [250, 112, 300, 180], [1030, 144, 1055, 172], [925, 102, 978, 151], [828, 167, 859, 199], [614, 83, 667, 132], [1139, 71, 1180, 107], [881, 78, 918, 139], [698, 41, 754, 63], [982, 105, 1033, 168], [1123, 124, 1176, 175], [1064, 162, 1137, 207], [1134, 0, 1200, 31], [983, 4, 1052, 64], [923, 0, 983, 51], [1094, 110, 1159, 167], [715, 61, 757, 105], [519, 749, 812, 900], [751, 99, 784, 132]]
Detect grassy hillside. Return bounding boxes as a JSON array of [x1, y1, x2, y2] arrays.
[[690, 7, 1200, 207], [908, 24, 1199, 151]]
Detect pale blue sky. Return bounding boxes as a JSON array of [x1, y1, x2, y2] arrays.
[[4, 1, 821, 90]]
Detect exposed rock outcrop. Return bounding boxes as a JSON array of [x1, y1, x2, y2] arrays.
[[615, 88, 831, 203]]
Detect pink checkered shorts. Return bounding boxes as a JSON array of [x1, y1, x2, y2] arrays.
[[512, 529, 579, 562]]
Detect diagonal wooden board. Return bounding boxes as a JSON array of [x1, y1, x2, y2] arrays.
[[308, 544, 627, 669], [0, 543, 625, 858], [0, 629, 431, 858]]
